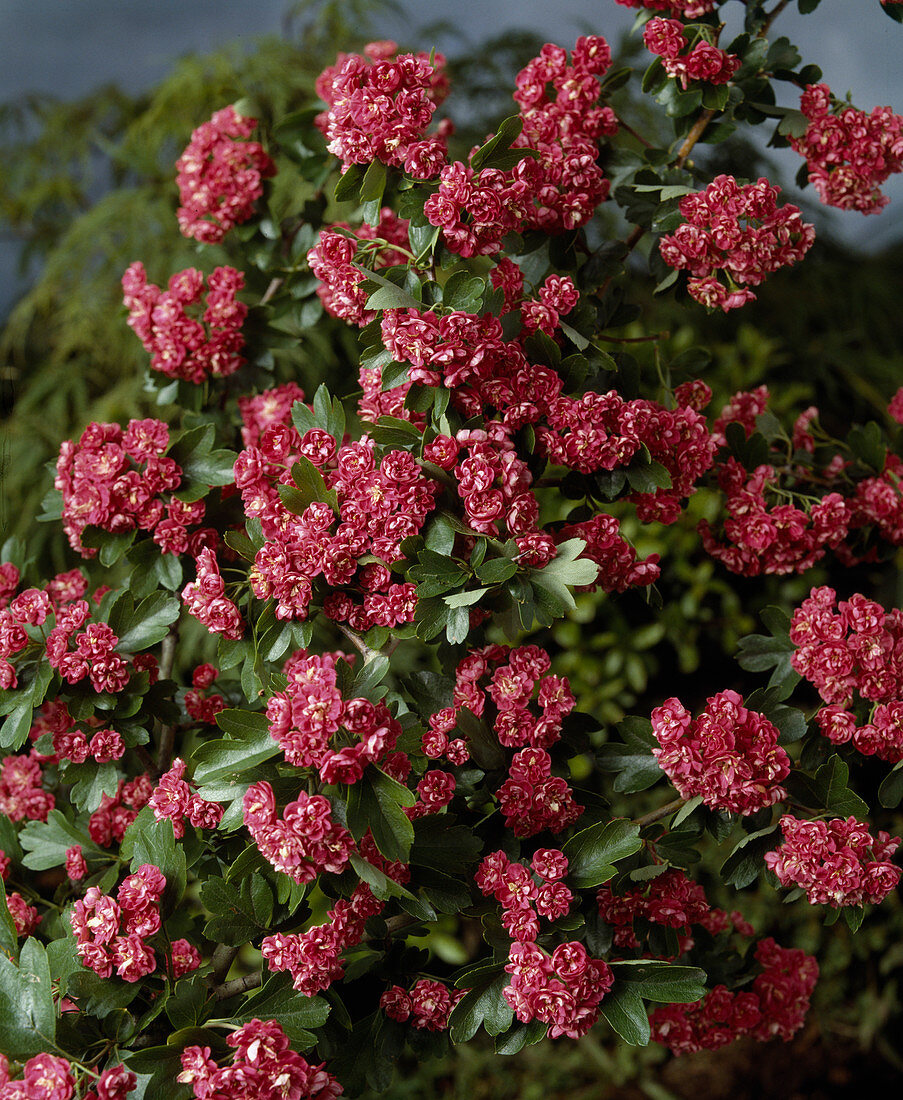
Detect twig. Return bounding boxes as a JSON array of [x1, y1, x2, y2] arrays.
[[211, 944, 239, 985], [634, 797, 686, 829], [156, 624, 179, 772], [260, 277, 284, 305], [675, 109, 717, 169], [214, 972, 262, 1000], [362, 913, 422, 944], [760, 0, 791, 37]]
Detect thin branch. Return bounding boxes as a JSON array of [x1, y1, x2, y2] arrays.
[[634, 797, 686, 829], [362, 913, 422, 944], [675, 109, 717, 169], [211, 944, 239, 985], [260, 277, 284, 305], [214, 972, 262, 1000], [760, 0, 791, 37], [155, 624, 180, 772]]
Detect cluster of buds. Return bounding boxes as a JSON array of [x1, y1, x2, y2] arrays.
[[182, 547, 245, 640], [380, 979, 462, 1030], [243, 780, 354, 883]]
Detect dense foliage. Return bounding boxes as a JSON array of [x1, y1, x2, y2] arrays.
[[1, 1, 903, 1097]]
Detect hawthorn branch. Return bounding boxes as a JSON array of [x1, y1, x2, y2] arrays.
[[211, 944, 240, 985], [214, 972, 262, 1000], [634, 797, 685, 828], [675, 109, 717, 169], [760, 0, 791, 37], [362, 913, 422, 944], [156, 624, 180, 771]]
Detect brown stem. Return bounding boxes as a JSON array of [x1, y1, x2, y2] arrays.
[[760, 0, 791, 37], [362, 913, 421, 944], [214, 972, 262, 1000], [211, 944, 239, 985], [260, 277, 284, 306], [675, 109, 717, 169], [156, 625, 180, 772], [634, 797, 686, 829], [596, 331, 671, 344]]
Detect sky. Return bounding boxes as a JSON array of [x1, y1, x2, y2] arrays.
[[1, 0, 901, 313]]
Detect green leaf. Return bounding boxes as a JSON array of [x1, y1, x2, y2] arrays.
[[470, 115, 525, 171], [201, 874, 274, 945], [361, 267, 422, 311], [0, 938, 55, 1057], [0, 697, 34, 751], [290, 457, 339, 513], [346, 766, 415, 864], [360, 158, 387, 204], [334, 162, 367, 202], [494, 1018, 547, 1055], [0, 880, 19, 960], [626, 461, 672, 494], [879, 761, 903, 809], [20, 810, 102, 871], [66, 760, 120, 813], [600, 981, 650, 1046], [562, 819, 643, 889], [235, 973, 330, 1041], [720, 825, 778, 889], [442, 271, 485, 312], [351, 655, 390, 700], [613, 961, 707, 1003], [449, 966, 513, 1042], [116, 592, 180, 652]]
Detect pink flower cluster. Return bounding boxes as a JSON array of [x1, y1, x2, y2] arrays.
[[791, 587, 903, 762], [442, 644, 582, 836], [0, 751, 53, 822], [597, 868, 752, 951], [179, 1019, 341, 1100], [537, 389, 716, 524], [184, 662, 226, 724], [557, 514, 661, 593], [659, 175, 815, 311], [0, 1054, 74, 1100], [380, 306, 562, 426], [148, 757, 224, 837], [175, 105, 276, 243], [243, 779, 354, 882], [790, 84, 903, 215], [6, 891, 40, 937], [765, 814, 901, 907], [699, 458, 850, 577], [423, 38, 616, 256], [70, 864, 166, 982], [235, 402, 436, 630], [122, 262, 247, 383], [88, 774, 153, 848], [262, 881, 383, 995], [643, 19, 741, 89], [45, 607, 130, 696], [380, 979, 462, 1030], [476, 848, 574, 942], [651, 939, 818, 1054], [265, 649, 402, 784], [54, 419, 185, 556], [651, 690, 790, 815], [505, 940, 615, 1039], [308, 209, 411, 329], [182, 547, 245, 640], [66, 845, 88, 881], [315, 42, 447, 171], [615, 0, 716, 14]]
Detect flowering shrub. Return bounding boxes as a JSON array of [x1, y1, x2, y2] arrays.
[[1, 2, 903, 1097]]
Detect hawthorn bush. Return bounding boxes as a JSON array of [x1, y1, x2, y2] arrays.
[[1, 1, 903, 1097]]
